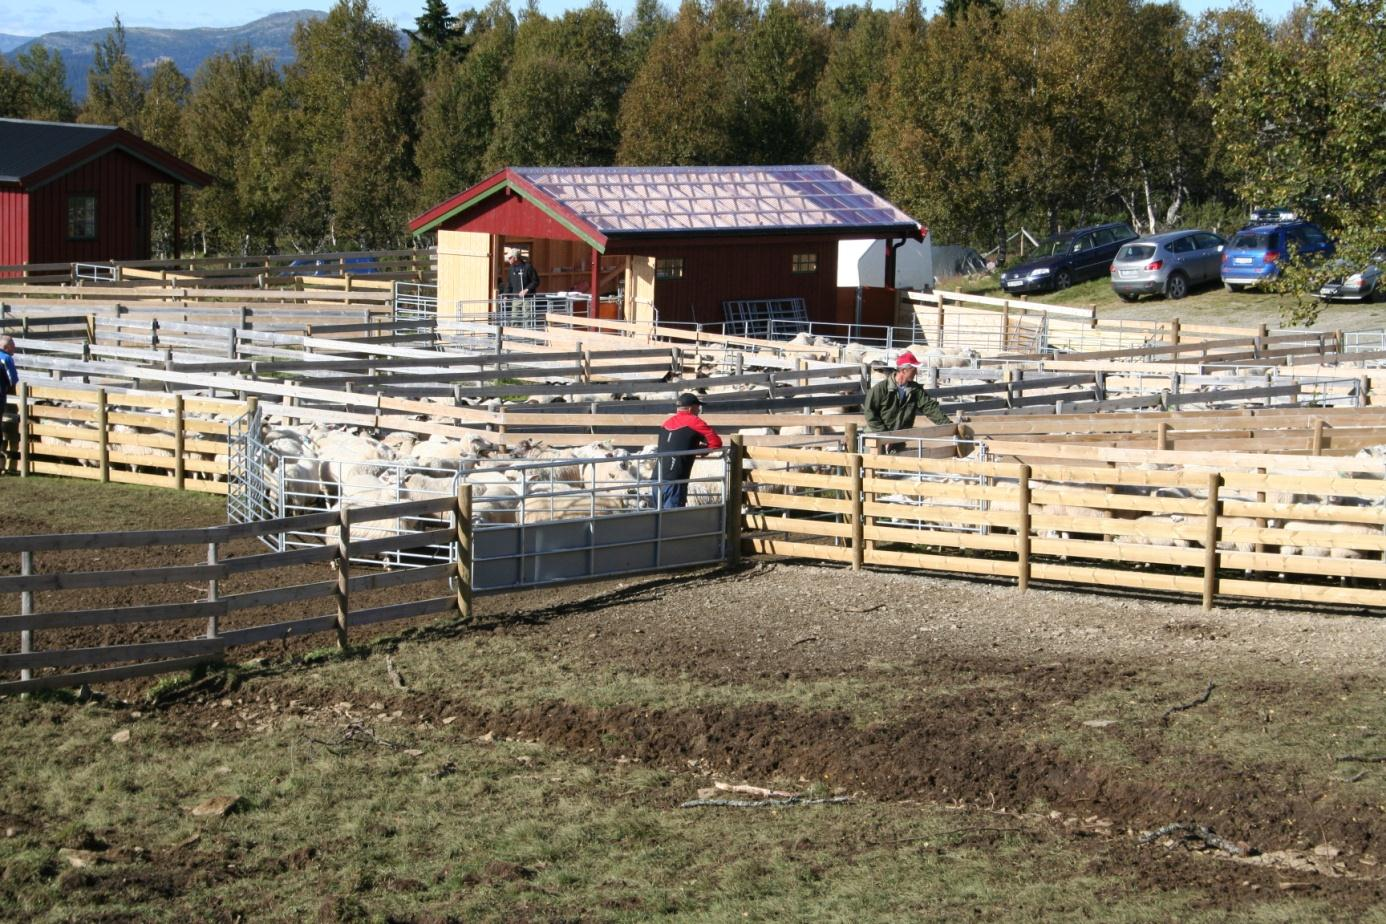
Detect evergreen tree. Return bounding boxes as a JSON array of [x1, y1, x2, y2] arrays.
[[83, 16, 145, 130], [409, 0, 458, 74], [415, 0, 517, 204], [736, 0, 830, 163], [16, 45, 76, 122]]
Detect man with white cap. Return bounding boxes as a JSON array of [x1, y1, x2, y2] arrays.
[[503, 248, 540, 300], [864, 350, 947, 434]]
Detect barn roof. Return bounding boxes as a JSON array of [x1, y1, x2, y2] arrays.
[[0, 118, 212, 189], [409, 165, 921, 251]]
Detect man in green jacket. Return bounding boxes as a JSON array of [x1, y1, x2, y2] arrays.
[[865, 350, 948, 433]]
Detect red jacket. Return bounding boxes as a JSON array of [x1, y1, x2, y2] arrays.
[[657, 408, 722, 480]]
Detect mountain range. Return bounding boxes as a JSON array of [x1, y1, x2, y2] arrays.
[[3, 12, 325, 99]]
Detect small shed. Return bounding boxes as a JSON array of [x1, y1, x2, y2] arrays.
[[409, 165, 924, 327], [0, 118, 212, 271]]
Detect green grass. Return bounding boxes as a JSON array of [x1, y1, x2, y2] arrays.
[[0, 693, 1342, 923], [0, 475, 224, 534]]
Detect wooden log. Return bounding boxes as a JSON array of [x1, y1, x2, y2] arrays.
[[96, 387, 109, 482], [1202, 473, 1221, 610], [174, 395, 186, 489], [727, 436, 744, 568], [850, 453, 864, 571], [334, 508, 350, 649], [17, 381, 29, 476], [456, 483, 473, 621], [206, 542, 218, 638], [1017, 463, 1031, 592]]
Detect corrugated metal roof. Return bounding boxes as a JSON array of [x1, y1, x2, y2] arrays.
[[511, 165, 918, 235], [0, 119, 118, 184]]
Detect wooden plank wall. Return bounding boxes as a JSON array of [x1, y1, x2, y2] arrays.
[[739, 445, 1386, 611]]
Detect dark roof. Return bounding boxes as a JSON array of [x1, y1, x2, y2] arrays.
[[0, 118, 212, 189], [410, 165, 921, 250]]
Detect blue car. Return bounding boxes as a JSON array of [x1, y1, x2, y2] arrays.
[[1221, 216, 1334, 291]]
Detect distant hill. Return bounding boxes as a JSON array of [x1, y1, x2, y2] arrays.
[[0, 34, 32, 54], [4, 12, 324, 99]]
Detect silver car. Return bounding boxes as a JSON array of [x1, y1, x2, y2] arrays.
[[1110, 230, 1225, 301], [1318, 248, 1384, 302]]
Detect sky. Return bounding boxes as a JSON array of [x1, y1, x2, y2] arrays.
[[6, 0, 1299, 39]]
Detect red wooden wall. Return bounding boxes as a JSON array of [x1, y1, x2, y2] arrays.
[[618, 238, 840, 327], [26, 149, 163, 264], [0, 187, 29, 274]]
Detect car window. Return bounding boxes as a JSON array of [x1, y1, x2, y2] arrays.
[[1194, 233, 1223, 250], [1231, 232, 1270, 250], [1301, 226, 1329, 246], [1286, 228, 1307, 250], [1117, 244, 1157, 261], [1166, 236, 1195, 254], [1071, 235, 1090, 253], [1112, 224, 1136, 241], [1091, 229, 1117, 246], [1031, 236, 1072, 258]]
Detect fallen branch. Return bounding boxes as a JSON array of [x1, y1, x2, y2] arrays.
[[714, 781, 798, 799], [1335, 754, 1386, 764], [1162, 681, 1215, 722], [792, 636, 819, 646], [1343, 771, 1368, 783], [845, 604, 884, 614], [679, 796, 852, 809], [1138, 823, 1247, 857], [305, 721, 410, 756], [385, 656, 407, 690]]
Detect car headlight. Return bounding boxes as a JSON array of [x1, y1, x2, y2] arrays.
[[1028, 268, 1050, 277]]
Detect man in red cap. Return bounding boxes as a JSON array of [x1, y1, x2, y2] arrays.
[[656, 392, 723, 508], [864, 350, 947, 435]]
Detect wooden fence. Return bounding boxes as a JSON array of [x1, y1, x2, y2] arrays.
[[0, 248, 434, 286], [0, 492, 471, 694], [2, 382, 249, 493], [738, 444, 1386, 611]]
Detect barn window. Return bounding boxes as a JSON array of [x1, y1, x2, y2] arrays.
[[791, 253, 818, 274], [67, 194, 97, 241], [655, 257, 685, 280]]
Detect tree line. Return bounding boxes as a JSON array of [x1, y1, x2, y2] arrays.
[[0, 0, 1380, 280]]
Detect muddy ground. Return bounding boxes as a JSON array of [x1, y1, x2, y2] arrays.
[[6, 484, 1386, 917]]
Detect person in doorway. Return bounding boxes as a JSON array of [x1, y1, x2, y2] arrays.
[[0, 335, 18, 471], [864, 350, 948, 436], [656, 393, 723, 509], [504, 249, 540, 299]]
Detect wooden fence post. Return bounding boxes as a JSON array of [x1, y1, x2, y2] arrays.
[[97, 388, 109, 482], [850, 452, 864, 571], [20, 550, 32, 684], [1017, 464, 1032, 592], [726, 436, 744, 568], [174, 395, 186, 490], [1202, 473, 1222, 611], [455, 483, 473, 621], [1157, 421, 1169, 451], [1170, 317, 1181, 346], [206, 542, 219, 639], [334, 508, 351, 649], [17, 381, 29, 477], [1312, 418, 1325, 456]]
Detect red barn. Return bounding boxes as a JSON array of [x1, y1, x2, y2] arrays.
[[410, 165, 923, 330], [0, 118, 212, 271]]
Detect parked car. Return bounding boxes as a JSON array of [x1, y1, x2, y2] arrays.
[[1318, 248, 1385, 302], [999, 222, 1138, 294], [1221, 217, 1334, 291], [1109, 230, 1225, 301]]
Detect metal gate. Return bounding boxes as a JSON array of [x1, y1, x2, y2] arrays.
[[227, 419, 729, 591]]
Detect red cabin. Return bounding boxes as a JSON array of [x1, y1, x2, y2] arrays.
[[0, 118, 212, 272], [410, 165, 924, 330]]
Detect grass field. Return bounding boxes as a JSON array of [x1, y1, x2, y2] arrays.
[[952, 273, 1386, 331], [5, 472, 1386, 921]]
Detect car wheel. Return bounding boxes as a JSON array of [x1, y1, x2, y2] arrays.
[[1165, 272, 1189, 300], [1116, 292, 1139, 303], [1054, 268, 1073, 290], [1224, 283, 1239, 292]]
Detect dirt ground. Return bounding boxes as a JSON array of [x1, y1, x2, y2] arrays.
[[7, 485, 1386, 918]]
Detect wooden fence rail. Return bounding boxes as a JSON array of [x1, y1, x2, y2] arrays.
[[0, 492, 470, 694]]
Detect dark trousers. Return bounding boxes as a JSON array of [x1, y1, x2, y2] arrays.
[[658, 482, 688, 509]]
